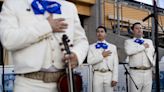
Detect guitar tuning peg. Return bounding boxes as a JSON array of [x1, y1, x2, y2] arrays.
[[61, 48, 65, 52], [67, 39, 70, 42], [70, 44, 73, 47], [59, 43, 63, 46]]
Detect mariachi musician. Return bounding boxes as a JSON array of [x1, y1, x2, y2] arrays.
[[87, 26, 119, 92], [124, 22, 155, 92], [0, 0, 89, 92]]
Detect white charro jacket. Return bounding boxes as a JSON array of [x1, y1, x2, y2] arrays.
[[124, 38, 155, 67], [0, 0, 89, 73], [87, 40, 118, 81]]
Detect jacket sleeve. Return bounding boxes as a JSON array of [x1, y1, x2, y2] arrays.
[[87, 46, 104, 65], [124, 40, 145, 55], [70, 4, 89, 65], [0, 0, 52, 51], [149, 40, 155, 56], [147, 40, 155, 66], [112, 46, 119, 82]]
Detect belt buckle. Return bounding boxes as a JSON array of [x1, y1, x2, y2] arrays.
[[139, 66, 146, 70], [100, 69, 107, 73]]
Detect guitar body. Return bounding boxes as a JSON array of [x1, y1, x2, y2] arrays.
[[57, 73, 82, 92]]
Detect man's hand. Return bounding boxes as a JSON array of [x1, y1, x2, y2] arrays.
[[47, 14, 68, 32], [62, 52, 78, 68], [102, 50, 112, 58], [111, 81, 117, 87]]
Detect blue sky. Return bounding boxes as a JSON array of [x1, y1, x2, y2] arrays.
[[159, 0, 164, 9], [134, 0, 164, 9], [134, 0, 153, 5]]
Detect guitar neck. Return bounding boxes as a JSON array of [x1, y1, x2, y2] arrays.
[[66, 61, 75, 92]]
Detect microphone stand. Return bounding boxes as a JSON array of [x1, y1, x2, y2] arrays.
[[142, 0, 161, 91], [153, 0, 160, 92], [122, 64, 138, 92]]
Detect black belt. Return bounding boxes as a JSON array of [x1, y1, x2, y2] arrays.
[[94, 69, 111, 73], [130, 66, 151, 70]]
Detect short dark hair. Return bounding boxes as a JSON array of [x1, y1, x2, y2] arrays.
[[131, 22, 141, 30], [96, 26, 107, 33]]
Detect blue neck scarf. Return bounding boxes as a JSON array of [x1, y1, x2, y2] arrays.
[[31, 0, 62, 15], [95, 43, 108, 49], [134, 38, 144, 45]]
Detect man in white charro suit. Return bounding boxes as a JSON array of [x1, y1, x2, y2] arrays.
[[87, 26, 118, 92], [0, 0, 89, 92], [124, 22, 155, 92]]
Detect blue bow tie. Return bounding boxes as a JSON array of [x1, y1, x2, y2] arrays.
[[134, 38, 144, 45], [31, 0, 62, 15], [95, 43, 108, 49]]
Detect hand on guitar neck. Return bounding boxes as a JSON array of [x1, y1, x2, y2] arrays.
[[62, 52, 78, 68], [59, 34, 82, 92], [60, 34, 78, 69]]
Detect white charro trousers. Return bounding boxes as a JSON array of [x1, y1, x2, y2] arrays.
[[93, 71, 113, 92], [129, 69, 152, 92], [14, 76, 58, 92]]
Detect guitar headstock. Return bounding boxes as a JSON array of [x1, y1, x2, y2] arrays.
[[60, 34, 73, 55]]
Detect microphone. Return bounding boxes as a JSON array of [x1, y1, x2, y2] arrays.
[[142, 13, 154, 22]]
